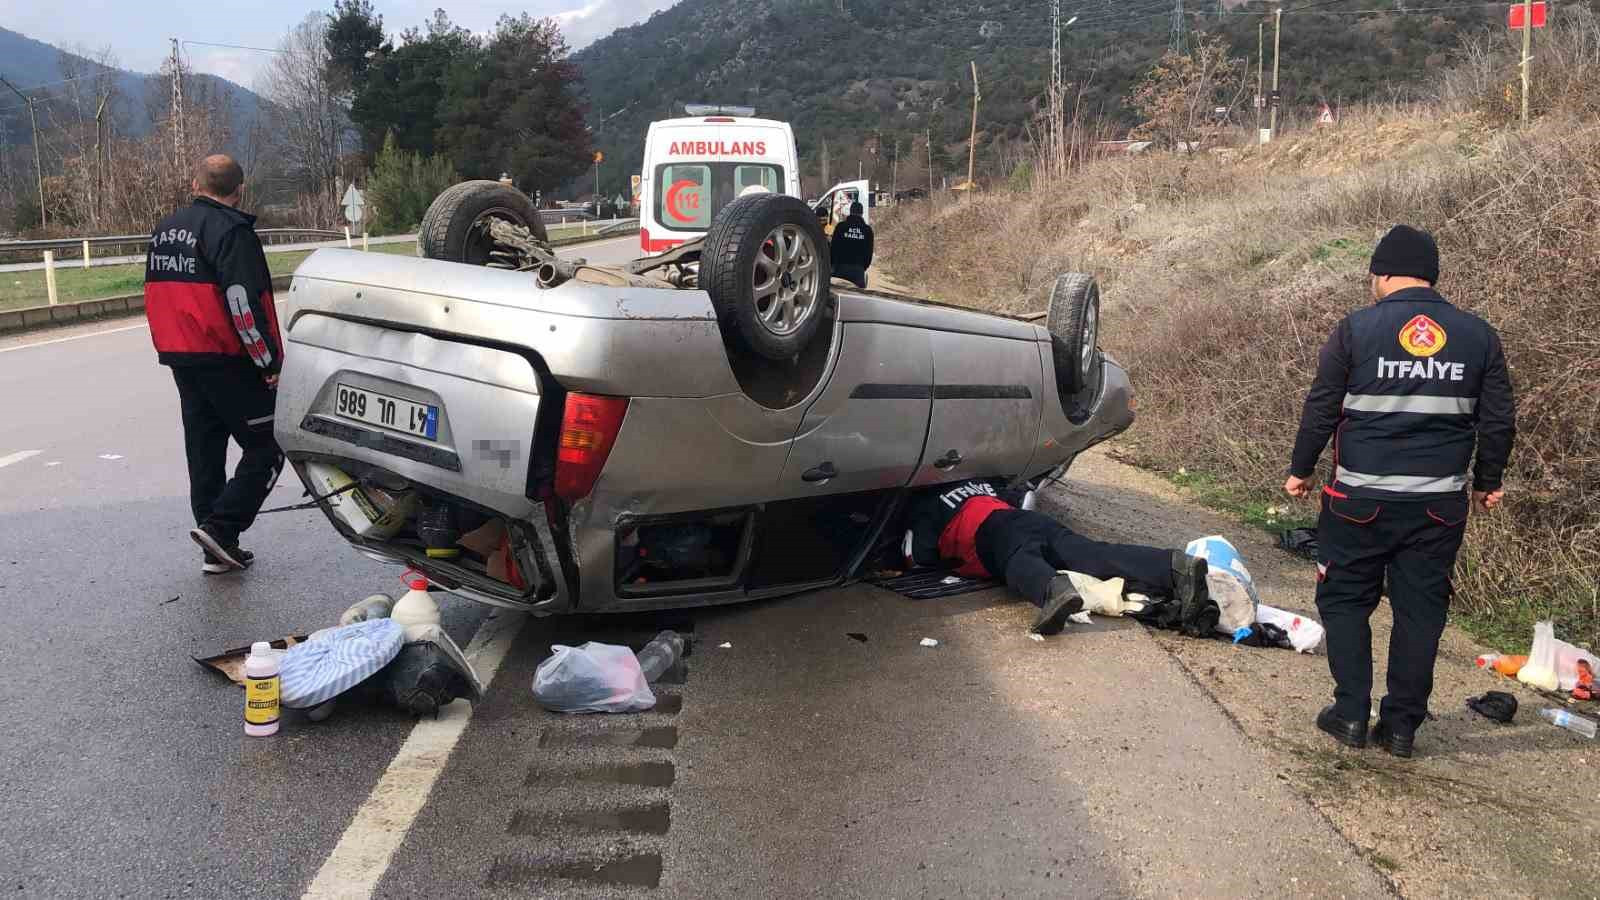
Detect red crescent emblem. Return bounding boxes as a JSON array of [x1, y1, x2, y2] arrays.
[[665, 179, 701, 224]]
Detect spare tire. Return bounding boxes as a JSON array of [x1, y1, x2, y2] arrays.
[[702, 193, 830, 360], [417, 180, 548, 266], [1047, 273, 1101, 396]]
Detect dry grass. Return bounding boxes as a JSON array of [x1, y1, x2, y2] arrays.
[[878, 22, 1600, 650]]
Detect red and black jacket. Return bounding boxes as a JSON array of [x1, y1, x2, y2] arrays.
[[143, 197, 282, 374], [905, 479, 1021, 577]]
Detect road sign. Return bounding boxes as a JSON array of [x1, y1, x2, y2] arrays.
[[1317, 103, 1335, 126], [341, 184, 365, 225], [594, 151, 605, 164], [630, 174, 642, 200], [1508, 2, 1546, 29]]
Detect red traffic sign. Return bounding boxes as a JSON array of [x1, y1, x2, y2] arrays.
[[1508, 2, 1546, 29]]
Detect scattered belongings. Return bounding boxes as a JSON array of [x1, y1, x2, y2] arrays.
[[281, 619, 406, 710], [1277, 527, 1318, 561], [718, 642, 733, 649], [195, 635, 309, 684], [636, 630, 686, 683], [1539, 708, 1597, 738], [919, 638, 939, 648], [1466, 691, 1518, 724], [1519, 621, 1561, 692], [533, 642, 656, 714], [1253, 605, 1326, 653], [1185, 535, 1260, 640]]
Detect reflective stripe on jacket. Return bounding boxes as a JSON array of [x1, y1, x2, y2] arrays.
[[1290, 287, 1515, 499], [143, 197, 282, 373]]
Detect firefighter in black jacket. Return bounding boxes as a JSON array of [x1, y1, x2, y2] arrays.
[[904, 479, 1212, 636], [1286, 225, 1515, 758], [144, 154, 284, 574], [829, 201, 874, 289]]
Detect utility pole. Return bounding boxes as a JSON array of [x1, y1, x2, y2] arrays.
[[891, 139, 899, 197], [170, 37, 185, 172], [1256, 21, 1265, 138], [0, 76, 46, 229], [1269, 6, 1283, 140], [821, 137, 830, 189], [1520, 0, 1533, 125], [1051, 0, 1063, 98], [966, 61, 980, 194], [926, 127, 934, 197], [1170, 0, 1186, 55]]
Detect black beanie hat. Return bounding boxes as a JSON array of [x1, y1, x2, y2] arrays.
[[1369, 225, 1439, 284]]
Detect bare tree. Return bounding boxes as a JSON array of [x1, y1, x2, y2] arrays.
[[259, 13, 351, 226], [1131, 34, 1247, 150], [50, 46, 122, 228]]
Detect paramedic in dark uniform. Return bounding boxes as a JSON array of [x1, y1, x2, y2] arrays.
[[143, 154, 284, 574], [1285, 225, 1515, 758], [829, 201, 874, 289]]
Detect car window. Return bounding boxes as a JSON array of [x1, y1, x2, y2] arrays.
[[735, 165, 778, 194], [657, 163, 712, 230], [653, 162, 785, 232]]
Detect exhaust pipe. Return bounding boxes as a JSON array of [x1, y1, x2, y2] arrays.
[[535, 256, 583, 288]]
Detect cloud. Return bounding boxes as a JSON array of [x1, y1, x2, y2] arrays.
[[549, 0, 679, 48]]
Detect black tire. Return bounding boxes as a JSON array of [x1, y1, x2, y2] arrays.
[[702, 193, 830, 360], [1047, 273, 1101, 396], [417, 180, 548, 266]]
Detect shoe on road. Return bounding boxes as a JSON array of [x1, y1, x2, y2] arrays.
[[202, 547, 255, 575], [1031, 578, 1086, 636], [191, 525, 247, 572], [1316, 704, 1369, 749], [1371, 718, 1415, 759]]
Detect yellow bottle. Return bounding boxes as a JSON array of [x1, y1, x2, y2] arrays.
[[244, 642, 281, 737]]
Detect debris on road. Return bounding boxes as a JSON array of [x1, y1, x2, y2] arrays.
[[1539, 708, 1597, 738], [847, 632, 869, 643], [1466, 691, 1518, 724], [636, 630, 686, 683], [1276, 527, 1318, 561], [533, 642, 656, 714], [339, 593, 394, 625], [194, 635, 308, 684], [162, 595, 180, 605], [1027, 633, 1045, 642], [919, 637, 939, 648], [1185, 535, 1260, 640], [718, 642, 732, 649], [244, 642, 282, 737], [1519, 621, 1562, 692], [281, 619, 405, 710], [1252, 605, 1326, 653]]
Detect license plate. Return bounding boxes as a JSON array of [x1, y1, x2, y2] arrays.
[[334, 384, 438, 440]]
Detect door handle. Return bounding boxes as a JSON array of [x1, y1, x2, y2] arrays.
[[802, 462, 838, 483], [933, 450, 964, 470]]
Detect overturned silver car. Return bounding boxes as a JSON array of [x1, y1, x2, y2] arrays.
[[275, 181, 1133, 614]]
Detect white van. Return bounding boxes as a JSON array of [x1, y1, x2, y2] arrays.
[[810, 178, 876, 236], [638, 106, 802, 255]]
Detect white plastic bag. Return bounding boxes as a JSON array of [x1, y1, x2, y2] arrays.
[[532, 642, 656, 714], [1254, 604, 1326, 654], [1552, 636, 1600, 692], [1184, 535, 1260, 638]]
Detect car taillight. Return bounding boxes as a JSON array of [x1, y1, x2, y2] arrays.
[[555, 393, 629, 501]]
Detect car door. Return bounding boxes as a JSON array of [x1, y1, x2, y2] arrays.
[[912, 330, 1044, 487], [776, 322, 933, 499]]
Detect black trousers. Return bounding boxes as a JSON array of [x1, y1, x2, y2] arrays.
[[172, 364, 282, 546], [833, 264, 868, 290], [975, 509, 1174, 607], [1315, 491, 1468, 733]]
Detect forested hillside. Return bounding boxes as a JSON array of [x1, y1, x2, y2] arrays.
[[575, 0, 1590, 196]]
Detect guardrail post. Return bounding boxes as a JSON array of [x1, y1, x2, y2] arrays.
[[43, 251, 58, 306], [362, 231, 370, 251], [82, 239, 91, 269], [344, 226, 352, 248]]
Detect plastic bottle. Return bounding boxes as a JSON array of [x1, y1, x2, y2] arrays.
[[1475, 653, 1501, 669], [391, 570, 441, 630], [635, 630, 685, 683], [1493, 655, 1528, 677], [243, 642, 281, 737], [1539, 708, 1597, 739]]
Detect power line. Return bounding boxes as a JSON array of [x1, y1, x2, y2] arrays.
[[181, 39, 285, 55]]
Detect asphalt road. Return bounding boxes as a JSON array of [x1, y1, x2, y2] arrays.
[[0, 236, 1388, 898]]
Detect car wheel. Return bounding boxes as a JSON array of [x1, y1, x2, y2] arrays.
[[417, 180, 548, 266], [702, 193, 830, 360], [1047, 272, 1101, 396]]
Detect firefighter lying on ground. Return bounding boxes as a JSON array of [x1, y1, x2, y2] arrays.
[[903, 479, 1217, 635]]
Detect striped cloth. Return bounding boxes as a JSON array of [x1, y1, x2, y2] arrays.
[[280, 619, 405, 709]]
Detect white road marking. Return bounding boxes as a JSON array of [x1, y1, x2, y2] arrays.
[[0, 450, 42, 469], [0, 322, 150, 354], [98, 453, 124, 460], [45, 461, 61, 467], [301, 609, 526, 900]]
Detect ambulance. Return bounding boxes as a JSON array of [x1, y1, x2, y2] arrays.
[[638, 105, 802, 255]]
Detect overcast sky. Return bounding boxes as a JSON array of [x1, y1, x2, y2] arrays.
[[1, 0, 680, 89]]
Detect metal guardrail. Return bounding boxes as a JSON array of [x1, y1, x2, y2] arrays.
[[0, 228, 346, 254], [596, 218, 640, 236]]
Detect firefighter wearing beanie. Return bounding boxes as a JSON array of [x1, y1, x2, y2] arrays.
[[1284, 225, 1516, 758]]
